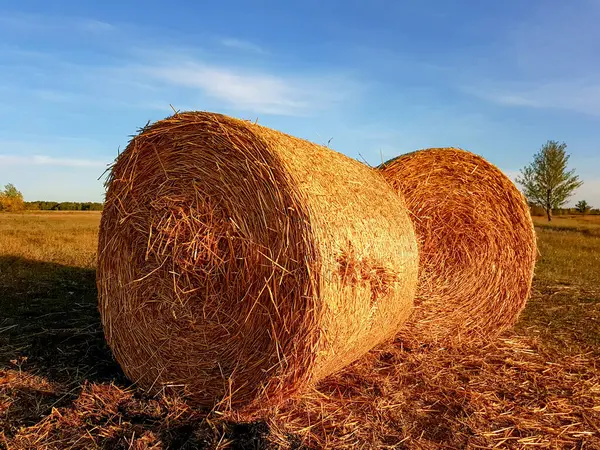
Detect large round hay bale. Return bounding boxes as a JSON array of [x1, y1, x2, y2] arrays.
[[379, 147, 536, 345], [97, 111, 418, 412]]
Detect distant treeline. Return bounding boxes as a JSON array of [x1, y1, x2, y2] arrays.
[[530, 205, 599, 216], [25, 201, 104, 211], [24, 202, 599, 215]]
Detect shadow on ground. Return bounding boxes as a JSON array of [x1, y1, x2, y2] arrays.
[[0, 256, 124, 432], [0, 255, 122, 384], [0, 256, 274, 449]]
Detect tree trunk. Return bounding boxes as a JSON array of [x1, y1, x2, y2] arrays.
[[546, 208, 552, 222], [546, 190, 552, 222]]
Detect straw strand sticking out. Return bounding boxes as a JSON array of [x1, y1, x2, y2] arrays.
[[97, 111, 419, 415]]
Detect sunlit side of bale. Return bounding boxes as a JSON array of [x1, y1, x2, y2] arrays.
[[97, 111, 419, 413]]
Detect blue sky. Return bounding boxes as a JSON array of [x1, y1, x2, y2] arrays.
[[0, 0, 598, 205]]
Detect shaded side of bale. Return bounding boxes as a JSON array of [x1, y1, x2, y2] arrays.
[[379, 147, 537, 345], [97, 111, 418, 413]]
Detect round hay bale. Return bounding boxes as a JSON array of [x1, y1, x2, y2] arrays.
[[379, 147, 537, 345], [97, 111, 418, 412]]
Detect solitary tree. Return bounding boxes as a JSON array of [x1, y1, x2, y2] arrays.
[[0, 183, 25, 212], [516, 140, 583, 221], [575, 200, 591, 214]]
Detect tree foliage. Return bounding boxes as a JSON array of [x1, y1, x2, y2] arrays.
[[0, 183, 25, 212], [0, 183, 103, 212], [516, 140, 583, 221], [575, 200, 592, 214], [25, 201, 103, 211]]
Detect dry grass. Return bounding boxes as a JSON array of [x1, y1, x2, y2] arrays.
[[533, 215, 600, 239], [1, 209, 599, 448], [97, 111, 418, 414], [514, 222, 600, 356], [0, 211, 99, 268], [378, 148, 537, 346]]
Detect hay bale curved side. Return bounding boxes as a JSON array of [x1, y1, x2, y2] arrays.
[[379, 148, 537, 345], [97, 111, 418, 412]]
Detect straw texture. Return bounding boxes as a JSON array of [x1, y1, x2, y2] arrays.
[[97, 111, 418, 413], [379, 147, 537, 345]]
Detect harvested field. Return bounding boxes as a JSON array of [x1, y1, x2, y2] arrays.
[[1, 212, 599, 449]]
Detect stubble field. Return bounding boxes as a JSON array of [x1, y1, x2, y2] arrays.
[[1, 211, 599, 449]]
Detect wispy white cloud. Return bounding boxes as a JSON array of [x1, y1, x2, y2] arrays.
[[459, 2, 600, 117], [465, 79, 600, 117], [31, 89, 76, 103], [141, 61, 355, 116], [79, 19, 115, 33], [220, 38, 266, 54], [508, 2, 600, 78], [0, 12, 114, 34], [0, 28, 358, 117], [0, 154, 108, 168]]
